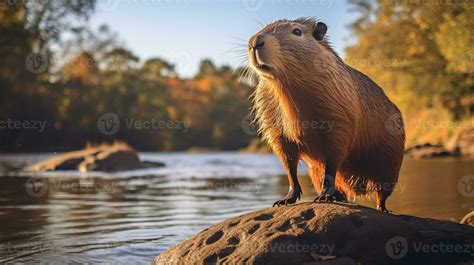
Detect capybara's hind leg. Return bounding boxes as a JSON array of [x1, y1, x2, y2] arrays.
[[327, 189, 347, 201], [313, 165, 347, 202], [376, 190, 392, 213]]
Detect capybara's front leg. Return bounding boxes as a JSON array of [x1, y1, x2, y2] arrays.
[[272, 138, 301, 207]]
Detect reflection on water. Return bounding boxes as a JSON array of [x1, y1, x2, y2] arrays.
[[0, 152, 472, 263]]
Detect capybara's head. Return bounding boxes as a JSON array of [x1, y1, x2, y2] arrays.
[[248, 17, 330, 81]]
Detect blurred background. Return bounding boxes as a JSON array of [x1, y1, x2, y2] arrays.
[[1, 0, 471, 152], [0, 0, 472, 263]]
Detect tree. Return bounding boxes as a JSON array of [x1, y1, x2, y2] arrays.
[[346, 0, 473, 119]]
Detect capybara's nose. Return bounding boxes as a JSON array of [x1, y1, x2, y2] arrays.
[[250, 35, 265, 50]]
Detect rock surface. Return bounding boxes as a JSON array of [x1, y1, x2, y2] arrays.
[[154, 203, 474, 265], [461, 211, 474, 227], [26, 142, 164, 172]]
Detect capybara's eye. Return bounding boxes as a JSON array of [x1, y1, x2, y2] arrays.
[[292, 28, 302, 36]]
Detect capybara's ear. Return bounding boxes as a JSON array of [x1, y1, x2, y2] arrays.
[[313, 22, 327, 41]]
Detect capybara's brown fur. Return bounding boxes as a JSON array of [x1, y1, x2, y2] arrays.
[[247, 18, 405, 211]]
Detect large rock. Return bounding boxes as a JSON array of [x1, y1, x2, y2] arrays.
[[26, 142, 164, 172], [154, 203, 474, 265]]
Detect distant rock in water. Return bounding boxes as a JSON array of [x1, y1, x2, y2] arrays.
[[154, 203, 474, 265], [405, 125, 474, 159], [404, 143, 460, 158], [446, 127, 474, 158], [26, 142, 164, 172]]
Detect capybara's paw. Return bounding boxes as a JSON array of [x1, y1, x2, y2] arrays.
[[332, 190, 347, 202], [273, 197, 297, 207], [314, 189, 346, 203], [273, 190, 301, 207], [313, 193, 344, 203], [377, 205, 392, 214], [313, 194, 336, 203]]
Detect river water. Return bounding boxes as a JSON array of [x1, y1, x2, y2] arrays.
[[0, 152, 472, 263]]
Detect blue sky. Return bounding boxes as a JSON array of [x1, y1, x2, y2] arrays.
[[91, 0, 358, 77]]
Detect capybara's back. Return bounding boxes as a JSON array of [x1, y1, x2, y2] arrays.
[[330, 67, 405, 209]]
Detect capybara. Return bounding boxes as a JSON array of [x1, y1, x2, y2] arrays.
[[247, 18, 405, 212]]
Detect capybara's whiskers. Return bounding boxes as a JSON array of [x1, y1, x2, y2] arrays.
[[231, 36, 248, 43]]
